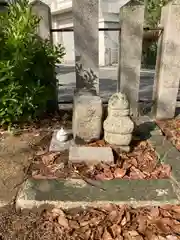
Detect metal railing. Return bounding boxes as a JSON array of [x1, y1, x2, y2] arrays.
[[51, 26, 164, 33], [53, 26, 165, 104]]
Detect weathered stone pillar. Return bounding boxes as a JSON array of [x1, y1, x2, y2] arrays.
[[72, 0, 99, 94], [31, 0, 57, 112], [153, 0, 180, 119], [0, 0, 8, 13], [72, 0, 102, 143], [31, 0, 52, 43], [118, 1, 145, 117]]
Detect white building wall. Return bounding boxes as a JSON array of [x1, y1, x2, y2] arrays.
[[40, 0, 130, 66], [99, 21, 106, 66], [104, 21, 119, 65], [52, 12, 75, 64]]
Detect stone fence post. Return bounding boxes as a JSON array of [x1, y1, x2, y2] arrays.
[[72, 0, 99, 94], [0, 0, 8, 13], [31, 0, 52, 43], [31, 0, 57, 112], [118, 1, 145, 117], [153, 0, 180, 119], [72, 0, 103, 144]]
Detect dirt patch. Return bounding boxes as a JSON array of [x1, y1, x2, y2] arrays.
[[0, 111, 72, 204], [0, 129, 53, 204], [156, 119, 180, 151], [0, 204, 180, 239], [30, 140, 171, 181]]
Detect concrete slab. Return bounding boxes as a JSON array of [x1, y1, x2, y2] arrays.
[[134, 116, 180, 190], [16, 178, 179, 210], [69, 146, 114, 164], [49, 130, 76, 152], [149, 129, 180, 185]]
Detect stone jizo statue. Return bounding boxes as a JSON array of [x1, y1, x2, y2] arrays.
[[103, 92, 134, 152]]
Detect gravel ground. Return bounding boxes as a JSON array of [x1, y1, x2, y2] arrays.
[[30, 140, 171, 181], [0, 204, 180, 239], [156, 119, 180, 151]]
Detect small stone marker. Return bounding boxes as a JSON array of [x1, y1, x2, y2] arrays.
[[69, 146, 114, 164], [72, 90, 103, 143], [103, 92, 134, 152], [49, 130, 75, 152]]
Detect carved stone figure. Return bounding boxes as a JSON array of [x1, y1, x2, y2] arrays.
[[103, 92, 134, 152]]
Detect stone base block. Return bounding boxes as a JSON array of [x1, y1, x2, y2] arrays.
[[104, 132, 132, 145], [111, 145, 131, 153], [104, 116, 134, 134], [72, 92, 103, 143], [16, 179, 179, 210], [69, 146, 114, 164]]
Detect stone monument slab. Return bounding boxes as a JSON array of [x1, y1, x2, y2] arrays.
[[72, 91, 103, 143]]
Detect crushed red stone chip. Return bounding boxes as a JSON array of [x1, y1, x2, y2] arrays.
[[0, 204, 180, 239], [30, 140, 171, 180], [156, 119, 180, 151]]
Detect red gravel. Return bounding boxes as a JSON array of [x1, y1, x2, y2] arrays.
[[0, 204, 180, 239], [156, 119, 180, 151], [30, 140, 171, 181]]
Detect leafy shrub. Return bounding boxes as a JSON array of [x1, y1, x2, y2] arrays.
[[144, 0, 170, 27], [142, 0, 170, 68], [0, 0, 65, 126]]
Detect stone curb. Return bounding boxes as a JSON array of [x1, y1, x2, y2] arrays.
[[134, 116, 180, 196], [16, 178, 179, 210]]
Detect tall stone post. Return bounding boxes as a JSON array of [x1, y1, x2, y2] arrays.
[[72, 0, 103, 144], [153, 0, 180, 119], [0, 0, 8, 13], [31, 0, 52, 42], [31, 0, 57, 112], [118, 1, 145, 117], [72, 0, 99, 94]]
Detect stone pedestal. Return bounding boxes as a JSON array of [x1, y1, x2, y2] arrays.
[[72, 90, 103, 143], [103, 93, 134, 151]]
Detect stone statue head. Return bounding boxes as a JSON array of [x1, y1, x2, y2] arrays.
[[108, 92, 129, 110]]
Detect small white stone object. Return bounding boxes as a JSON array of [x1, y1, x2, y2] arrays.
[[56, 127, 69, 142]]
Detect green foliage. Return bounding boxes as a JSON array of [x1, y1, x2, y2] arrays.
[[142, 43, 157, 68], [145, 0, 170, 27], [142, 0, 170, 67], [0, 0, 65, 126]]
